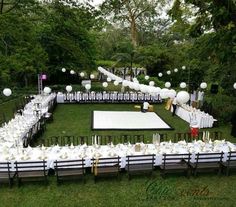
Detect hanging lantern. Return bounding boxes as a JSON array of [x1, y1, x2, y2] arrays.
[[66, 85, 73, 92], [200, 82, 207, 89], [149, 81, 155, 86], [176, 91, 190, 104], [145, 75, 149, 80], [43, 87, 51, 94], [3, 88, 12, 97], [180, 82, 187, 89], [165, 82, 171, 88], [102, 82, 108, 88]]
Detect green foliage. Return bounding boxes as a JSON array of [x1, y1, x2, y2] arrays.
[[205, 94, 236, 123]]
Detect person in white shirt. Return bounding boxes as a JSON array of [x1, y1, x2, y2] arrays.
[[142, 101, 149, 113]]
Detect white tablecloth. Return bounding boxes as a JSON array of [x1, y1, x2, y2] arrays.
[[172, 104, 216, 128], [0, 140, 234, 171]]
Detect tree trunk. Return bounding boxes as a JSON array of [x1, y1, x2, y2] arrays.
[[130, 18, 137, 47]]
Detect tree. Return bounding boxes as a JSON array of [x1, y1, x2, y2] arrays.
[[101, 0, 161, 47], [40, 1, 97, 74], [169, 0, 236, 91]]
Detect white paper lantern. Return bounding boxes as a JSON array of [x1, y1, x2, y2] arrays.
[[180, 82, 187, 89], [174, 68, 178, 72], [107, 77, 112, 82], [80, 72, 85, 77], [90, 74, 95, 79], [43, 87, 51, 94], [116, 77, 123, 83], [158, 73, 163, 77], [134, 83, 140, 91], [3, 88, 12, 96], [200, 82, 207, 89], [149, 81, 155, 86], [234, 83, 236, 89], [166, 70, 171, 75], [122, 80, 129, 87], [102, 82, 108, 88], [153, 87, 161, 94], [70, 70, 75, 75], [176, 91, 190, 104], [165, 82, 171, 88], [114, 81, 119, 86], [182, 66, 186, 70], [66, 85, 73, 93], [145, 75, 149, 80], [141, 86, 149, 93], [168, 89, 176, 98], [62, 68, 66, 72], [160, 88, 169, 99], [85, 84, 91, 90]]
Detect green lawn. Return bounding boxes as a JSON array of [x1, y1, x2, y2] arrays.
[[1, 102, 236, 207], [40, 103, 235, 143]]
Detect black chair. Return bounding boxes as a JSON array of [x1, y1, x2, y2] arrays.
[[15, 160, 48, 186], [126, 154, 155, 180], [91, 157, 120, 182], [120, 135, 131, 144], [0, 162, 15, 187], [131, 135, 145, 144], [55, 159, 86, 184], [77, 136, 88, 145], [221, 151, 236, 176], [160, 153, 191, 178], [189, 152, 224, 176]]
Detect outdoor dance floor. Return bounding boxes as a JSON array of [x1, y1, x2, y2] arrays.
[[92, 111, 172, 130]]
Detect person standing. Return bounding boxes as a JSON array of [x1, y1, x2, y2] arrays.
[[142, 101, 149, 113], [172, 97, 178, 116]]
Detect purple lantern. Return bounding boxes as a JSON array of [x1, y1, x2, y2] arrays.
[[41, 74, 47, 80]]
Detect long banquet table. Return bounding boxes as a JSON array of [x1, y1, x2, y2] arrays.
[[0, 140, 235, 171]]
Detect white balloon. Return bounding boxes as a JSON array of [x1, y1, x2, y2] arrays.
[[107, 77, 112, 82], [80, 72, 85, 77], [70, 70, 75, 75], [176, 91, 190, 104], [122, 80, 129, 87], [66, 85, 73, 92], [85, 84, 91, 90], [145, 75, 149, 80], [168, 89, 176, 98], [153, 87, 161, 94], [165, 82, 171, 88], [160, 88, 169, 99], [62, 68, 66, 72], [174, 68, 178, 72], [102, 82, 108, 88], [149, 81, 155, 86], [158, 73, 163, 77], [43, 87, 51, 94], [90, 74, 95, 79], [182, 66, 186, 70], [167, 70, 171, 75], [134, 83, 140, 91], [114, 80, 119, 86], [3, 88, 12, 96], [200, 82, 207, 89], [234, 83, 236, 89], [180, 82, 187, 88]]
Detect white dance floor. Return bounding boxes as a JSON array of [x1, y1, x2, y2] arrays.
[[93, 111, 171, 130]]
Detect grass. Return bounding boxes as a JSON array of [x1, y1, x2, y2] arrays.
[[41, 103, 235, 143], [1, 101, 236, 207]]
